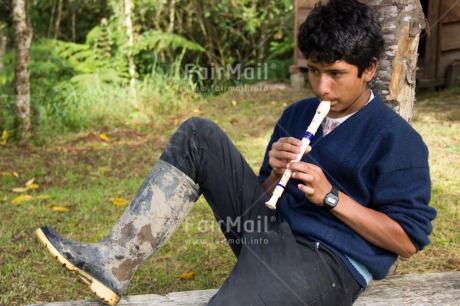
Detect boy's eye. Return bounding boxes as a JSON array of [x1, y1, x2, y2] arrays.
[[330, 71, 343, 77]]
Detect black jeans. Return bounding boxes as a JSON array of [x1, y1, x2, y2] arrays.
[[160, 117, 362, 305]]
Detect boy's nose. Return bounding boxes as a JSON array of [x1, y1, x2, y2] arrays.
[[316, 75, 331, 97]]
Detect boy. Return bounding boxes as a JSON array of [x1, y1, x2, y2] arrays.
[[36, 1, 436, 305]]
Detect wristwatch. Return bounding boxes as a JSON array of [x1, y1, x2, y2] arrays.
[[323, 186, 339, 210]]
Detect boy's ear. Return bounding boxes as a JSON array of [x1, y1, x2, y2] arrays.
[[363, 59, 379, 82]]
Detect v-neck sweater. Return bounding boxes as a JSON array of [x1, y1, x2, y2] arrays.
[[258, 93, 436, 288]]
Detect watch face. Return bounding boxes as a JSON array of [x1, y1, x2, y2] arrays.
[[325, 194, 338, 206]]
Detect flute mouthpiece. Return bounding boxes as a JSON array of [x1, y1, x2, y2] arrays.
[[317, 101, 331, 114]]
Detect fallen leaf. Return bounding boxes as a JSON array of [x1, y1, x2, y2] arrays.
[[100, 133, 109, 142], [45, 203, 54, 208], [193, 109, 200, 115], [97, 166, 110, 174], [112, 198, 129, 206], [179, 272, 195, 280], [0, 130, 7, 146], [26, 184, 39, 190], [12, 187, 28, 193], [25, 178, 35, 186], [231, 100, 238, 106], [0, 171, 20, 178], [36, 194, 50, 200], [11, 195, 33, 204], [2, 195, 7, 202], [52, 206, 69, 212]]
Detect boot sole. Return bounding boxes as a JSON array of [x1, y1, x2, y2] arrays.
[[35, 228, 121, 306]]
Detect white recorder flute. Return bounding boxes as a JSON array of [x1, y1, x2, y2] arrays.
[[265, 101, 331, 210]]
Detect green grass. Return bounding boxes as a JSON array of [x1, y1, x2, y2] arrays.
[[0, 86, 459, 305]]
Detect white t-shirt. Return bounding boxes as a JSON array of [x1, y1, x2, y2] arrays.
[[322, 90, 375, 136]]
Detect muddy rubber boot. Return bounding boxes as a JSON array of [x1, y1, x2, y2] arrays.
[[36, 160, 200, 306]]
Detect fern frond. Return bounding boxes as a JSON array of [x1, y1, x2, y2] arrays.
[[42, 39, 96, 73], [134, 30, 205, 55], [69, 70, 125, 86]]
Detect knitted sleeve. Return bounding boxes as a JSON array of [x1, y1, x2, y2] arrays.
[[373, 167, 435, 251], [372, 128, 437, 252]]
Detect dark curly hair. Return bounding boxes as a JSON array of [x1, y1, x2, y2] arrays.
[[298, 0, 384, 77]]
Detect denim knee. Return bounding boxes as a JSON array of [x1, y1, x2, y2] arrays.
[[178, 117, 220, 135], [160, 117, 222, 181]]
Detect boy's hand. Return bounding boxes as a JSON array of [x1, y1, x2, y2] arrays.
[[268, 137, 311, 177], [289, 161, 332, 206]]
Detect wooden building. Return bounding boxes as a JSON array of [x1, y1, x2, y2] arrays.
[[290, 0, 460, 89]]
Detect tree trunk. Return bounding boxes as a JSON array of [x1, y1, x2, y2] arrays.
[[124, 0, 136, 100], [0, 22, 6, 131], [71, 8, 76, 42], [0, 22, 7, 69], [168, 0, 177, 33], [366, 0, 426, 122], [12, 0, 33, 142], [53, 0, 63, 39], [154, 0, 167, 30], [48, 0, 56, 38]]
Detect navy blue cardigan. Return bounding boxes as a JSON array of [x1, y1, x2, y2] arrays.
[[258, 94, 436, 287]]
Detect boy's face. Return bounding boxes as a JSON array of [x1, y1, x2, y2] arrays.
[[306, 58, 377, 118]]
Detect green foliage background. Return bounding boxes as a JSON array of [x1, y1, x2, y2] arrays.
[[0, 0, 295, 140]]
